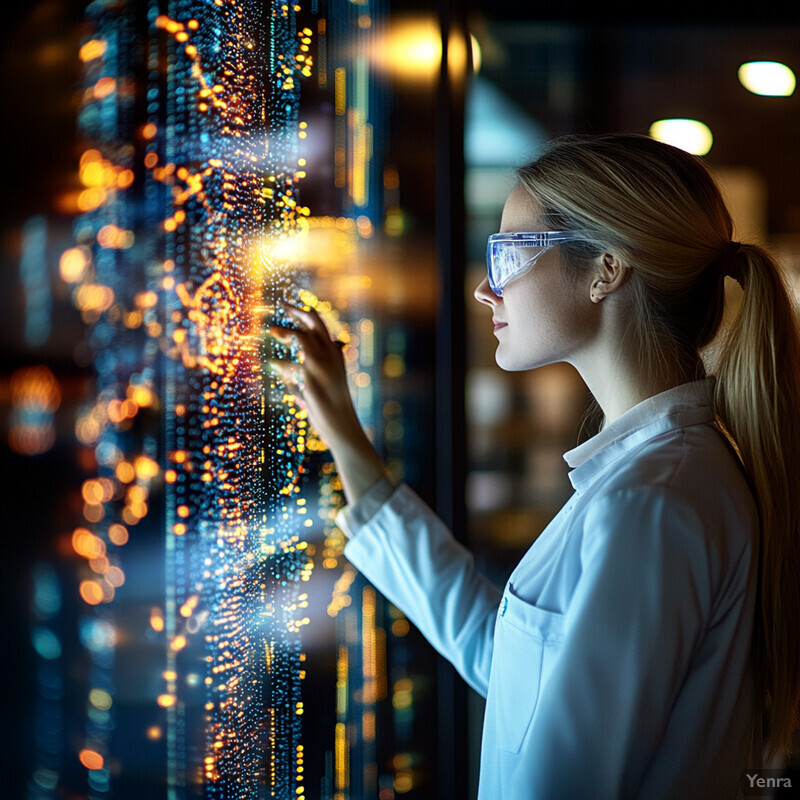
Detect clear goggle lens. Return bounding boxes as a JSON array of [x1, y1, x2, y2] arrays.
[[486, 231, 584, 296]]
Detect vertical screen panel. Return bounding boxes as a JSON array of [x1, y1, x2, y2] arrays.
[[20, 1, 445, 800]]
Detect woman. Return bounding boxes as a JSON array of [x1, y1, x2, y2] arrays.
[[270, 134, 800, 799]]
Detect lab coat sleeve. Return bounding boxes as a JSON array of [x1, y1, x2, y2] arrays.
[[340, 483, 502, 697], [512, 486, 713, 799]]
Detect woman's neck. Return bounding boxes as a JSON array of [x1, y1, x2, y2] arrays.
[[574, 350, 703, 426]]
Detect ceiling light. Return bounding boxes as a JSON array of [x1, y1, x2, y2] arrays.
[[649, 119, 713, 156], [738, 61, 796, 97]]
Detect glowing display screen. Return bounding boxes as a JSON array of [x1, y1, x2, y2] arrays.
[[151, 1, 355, 797], [23, 0, 434, 796]]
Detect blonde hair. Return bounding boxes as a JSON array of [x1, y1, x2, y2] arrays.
[[517, 133, 800, 761]]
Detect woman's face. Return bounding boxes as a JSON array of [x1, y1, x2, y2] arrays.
[[474, 185, 598, 372]]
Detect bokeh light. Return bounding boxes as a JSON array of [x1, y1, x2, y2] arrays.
[[649, 118, 714, 156], [738, 61, 796, 97]]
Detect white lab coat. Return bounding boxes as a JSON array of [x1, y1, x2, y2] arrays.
[[337, 378, 762, 799]]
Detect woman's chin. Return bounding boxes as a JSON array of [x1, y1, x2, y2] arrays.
[[495, 347, 551, 373], [495, 349, 530, 373]]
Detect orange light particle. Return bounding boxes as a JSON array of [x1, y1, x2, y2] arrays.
[[115, 461, 135, 483], [59, 247, 90, 283], [128, 385, 155, 406], [72, 528, 105, 559], [79, 749, 104, 770], [179, 598, 196, 617], [157, 694, 176, 707], [155, 15, 183, 34], [79, 580, 104, 606], [116, 169, 134, 189], [77, 187, 107, 212], [105, 566, 125, 587], [108, 524, 129, 545], [134, 455, 159, 479], [79, 39, 107, 62], [127, 485, 148, 503], [121, 508, 141, 526], [93, 77, 117, 99], [80, 148, 102, 167], [150, 610, 164, 632], [134, 290, 158, 308], [89, 555, 110, 574], [81, 479, 105, 505]]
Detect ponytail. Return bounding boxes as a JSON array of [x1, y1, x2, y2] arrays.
[[714, 244, 800, 761]]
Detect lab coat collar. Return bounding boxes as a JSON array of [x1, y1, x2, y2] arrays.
[[563, 377, 716, 492]]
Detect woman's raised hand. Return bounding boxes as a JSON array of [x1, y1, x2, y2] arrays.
[[268, 302, 356, 446], [268, 301, 390, 504]]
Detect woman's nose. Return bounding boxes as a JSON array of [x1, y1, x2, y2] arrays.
[[474, 275, 500, 307]]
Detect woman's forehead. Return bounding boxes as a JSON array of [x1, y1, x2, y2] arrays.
[[500, 185, 543, 233]]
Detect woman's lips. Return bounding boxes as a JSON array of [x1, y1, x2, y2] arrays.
[[493, 321, 507, 332]]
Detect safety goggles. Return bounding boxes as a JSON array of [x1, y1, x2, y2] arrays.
[[486, 231, 585, 296]]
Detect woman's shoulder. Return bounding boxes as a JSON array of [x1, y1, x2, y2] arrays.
[[579, 420, 758, 556]]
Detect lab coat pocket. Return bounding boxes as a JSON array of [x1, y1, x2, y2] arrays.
[[491, 585, 566, 754]]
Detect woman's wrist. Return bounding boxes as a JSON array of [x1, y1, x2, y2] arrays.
[[326, 426, 392, 506]]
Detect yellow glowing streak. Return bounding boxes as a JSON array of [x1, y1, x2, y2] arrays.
[[470, 34, 482, 74], [649, 119, 713, 156], [334, 722, 348, 790], [251, 222, 360, 277], [738, 61, 796, 97], [446, 30, 469, 76]]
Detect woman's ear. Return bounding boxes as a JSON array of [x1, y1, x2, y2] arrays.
[[589, 253, 630, 303]]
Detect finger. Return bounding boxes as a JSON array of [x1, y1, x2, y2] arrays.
[[283, 302, 330, 335], [268, 324, 309, 347]]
